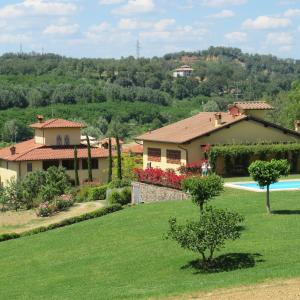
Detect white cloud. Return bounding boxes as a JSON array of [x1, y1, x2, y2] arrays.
[[153, 19, 176, 31], [0, 0, 77, 19], [0, 33, 30, 44], [243, 16, 291, 29], [113, 0, 155, 15], [210, 9, 235, 18], [43, 24, 79, 35], [139, 24, 207, 43], [118, 18, 175, 31], [200, 0, 247, 7], [99, 0, 125, 4], [224, 31, 247, 42], [284, 8, 300, 17], [266, 32, 293, 45], [88, 22, 111, 34]]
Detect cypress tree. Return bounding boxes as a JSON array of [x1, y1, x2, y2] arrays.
[[86, 135, 93, 182], [108, 137, 113, 183], [116, 135, 122, 180], [74, 146, 79, 186]]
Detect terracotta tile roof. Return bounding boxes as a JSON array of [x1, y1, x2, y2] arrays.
[[100, 137, 124, 146], [122, 143, 143, 154], [175, 65, 194, 71], [0, 139, 109, 161], [233, 101, 274, 110], [30, 118, 84, 129], [136, 112, 247, 144]]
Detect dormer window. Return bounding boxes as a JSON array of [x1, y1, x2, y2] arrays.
[[64, 135, 70, 145], [56, 135, 62, 146]]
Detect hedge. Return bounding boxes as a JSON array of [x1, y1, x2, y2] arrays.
[[0, 204, 122, 243], [208, 143, 300, 175]]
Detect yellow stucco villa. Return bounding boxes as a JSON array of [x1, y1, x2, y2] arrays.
[[136, 101, 300, 172], [0, 116, 110, 185]]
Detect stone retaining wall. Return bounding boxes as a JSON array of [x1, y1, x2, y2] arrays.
[[131, 181, 189, 204]]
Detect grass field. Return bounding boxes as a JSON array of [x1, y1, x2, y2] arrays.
[[0, 201, 105, 234], [0, 188, 300, 299]]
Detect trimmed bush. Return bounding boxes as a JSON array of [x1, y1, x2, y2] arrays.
[[108, 179, 131, 189], [108, 191, 123, 205], [108, 188, 132, 205], [0, 204, 122, 243], [88, 185, 108, 201]]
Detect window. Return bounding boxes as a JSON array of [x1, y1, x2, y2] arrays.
[[166, 150, 181, 164], [56, 135, 62, 146], [43, 160, 59, 170], [147, 148, 161, 162], [62, 160, 74, 170], [82, 159, 99, 170], [27, 162, 33, 172], [64, 135, 70, 145]]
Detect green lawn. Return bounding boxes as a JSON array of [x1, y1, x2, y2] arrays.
[[1, 188, 300, 299]]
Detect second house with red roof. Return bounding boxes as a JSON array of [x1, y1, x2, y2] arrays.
[[0, 116, 110, 185]]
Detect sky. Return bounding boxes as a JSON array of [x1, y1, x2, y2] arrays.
[[0, 0, 299, 59]]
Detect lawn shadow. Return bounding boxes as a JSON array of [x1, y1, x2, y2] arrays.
[[272, 210, 300, 215], [181, 253, 264, 274]]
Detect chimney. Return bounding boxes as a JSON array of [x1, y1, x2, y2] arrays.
[[37, 115, 44, 123], [214, 113, 222, 127], [10, 146, 16, 155], [295, 120, 300, 132]]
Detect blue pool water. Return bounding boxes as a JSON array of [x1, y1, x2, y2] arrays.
[[236, 180, 300, 191]]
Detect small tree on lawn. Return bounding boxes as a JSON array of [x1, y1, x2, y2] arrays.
[[5, 178, 24, 211], [86, 135, 93, 182], [108, 137, 113, 183], [182, 175, 224, 212], [167, 206, 244, 267], [248, 159, 290, 214], [74, 146, 80, 186]]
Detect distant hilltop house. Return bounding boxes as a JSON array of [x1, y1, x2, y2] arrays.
[[173, 65, 194, 78], [136, 101, 300, 174], [0, 116, 110, 185]]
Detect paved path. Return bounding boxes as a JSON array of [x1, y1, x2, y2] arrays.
[[171, 278, 300, 300]]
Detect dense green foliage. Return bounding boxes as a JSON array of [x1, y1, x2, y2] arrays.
[[1, 47, 300, 141], [209, 143, 300, 175], [0, 167, 71, 213], [88, 185, 108, 201], [167, 206, 243, 265], [1, 188, 300, 299], [248, 159, 290, 213], [182, 175, 224, 211], [108, 187, 131, 206]]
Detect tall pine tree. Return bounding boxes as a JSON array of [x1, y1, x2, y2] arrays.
[[116, 135, 122, 180], [108, 137, 113, 183], [86, 135, 93, 182]]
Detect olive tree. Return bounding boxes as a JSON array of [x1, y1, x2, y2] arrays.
[[248, 159, 290, 213], [182, 175, 224, 212], [167, 206, 244, 266]]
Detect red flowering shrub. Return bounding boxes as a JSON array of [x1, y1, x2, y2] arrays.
[[178, 160, 206, 175], [134, 168, 186, 190]]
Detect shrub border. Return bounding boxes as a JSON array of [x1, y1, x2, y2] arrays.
[[0, 204, 122, 243]]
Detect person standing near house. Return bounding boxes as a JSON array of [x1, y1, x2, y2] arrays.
[[207, 161, 212, 175], [201, 161, 208, 177]]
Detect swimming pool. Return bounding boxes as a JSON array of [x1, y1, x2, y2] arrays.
[[225, 180, 300, 192]]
